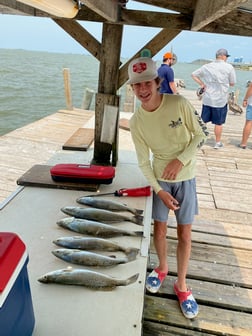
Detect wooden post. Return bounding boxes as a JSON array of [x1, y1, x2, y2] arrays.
[[81, 88, 95, 110], [92, 23, 123, 166], [63, 68, 73, 110], [92, 93, 120, 166]]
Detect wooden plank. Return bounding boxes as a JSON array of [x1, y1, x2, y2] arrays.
[[152, 275, 252, 313], [150, 239, 252, 268], [211, 186, 252, 214], [168, 214, 252, 240], [17, 164, 99, 191], [167, 226, 252, 251], [143, 321, 212, 336], [149, 254, 252, 288], [191, 0, 245, 31], [84, 0, 119, 22], [143, 296, 252, 336], [62, 128, 94, 151], [197, 208, 252, 227]]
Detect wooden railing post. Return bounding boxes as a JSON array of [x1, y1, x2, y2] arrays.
[[63, 68, 73, 110]]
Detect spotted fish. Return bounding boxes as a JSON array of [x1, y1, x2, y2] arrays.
[[52, 248, 138, 267], [61, 206, 143, 225], [53, 236, 139, 255], [76, 196, 143, 215], [57, 217, 143, 238], [38, 267, 139, 290]]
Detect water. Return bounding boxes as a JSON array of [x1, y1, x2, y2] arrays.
[[0, 49, 251, 136]]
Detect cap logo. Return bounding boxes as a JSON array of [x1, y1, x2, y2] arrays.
[[133, 62, 147, 74]]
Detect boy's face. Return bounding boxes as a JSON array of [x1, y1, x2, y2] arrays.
[[132, 80, 159, 104]]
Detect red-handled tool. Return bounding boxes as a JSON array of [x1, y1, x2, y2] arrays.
[[85, 186, 152, 197]]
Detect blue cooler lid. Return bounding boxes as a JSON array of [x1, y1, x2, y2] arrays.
[[0, 232, 26, 293]]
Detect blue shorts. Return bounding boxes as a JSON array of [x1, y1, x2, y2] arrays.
[[201, 104, 228, 125], [246, 105, 252, 121], [152, 178, 198, 224]]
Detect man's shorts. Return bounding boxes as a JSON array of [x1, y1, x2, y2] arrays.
[[201, 104, 228, 125], [246, 104, 252, 121], [152, 178, 198, 224]]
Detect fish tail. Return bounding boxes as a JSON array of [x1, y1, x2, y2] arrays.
[[133, 231, 143, 237], [124, 247, 140, 255], [134, 209, 144, 215], [123, 273, 139, 286], [125, 249, 139, 262], [132, 215, 144, 225]]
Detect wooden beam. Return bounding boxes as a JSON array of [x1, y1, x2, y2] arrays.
[[118, 28, 181, 88], [76, 9, 191, 29], [133, 0, 195, 14], [121, 9, 191, 28], [191, 0, 247, 31], [83, 0, 119, 22], [53, 19, 101, 60], [0, 0, 47, 16], [200, 9, 252, 37]]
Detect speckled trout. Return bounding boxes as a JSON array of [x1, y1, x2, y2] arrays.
[[52, 248, 138, 267], [57, 217, 143, 238], [53, 236, 139, 255], [61, 206, 143, 225], [76, 196, 143, 215], [38, 268, 139, 290]]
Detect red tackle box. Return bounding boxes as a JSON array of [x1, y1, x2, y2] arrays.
[[0, 232, 35, 336], [50, 163, 115, 184]]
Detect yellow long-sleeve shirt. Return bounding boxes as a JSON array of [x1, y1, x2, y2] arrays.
[[130, 94, 208, 194]]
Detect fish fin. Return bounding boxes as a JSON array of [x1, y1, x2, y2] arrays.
[[108, 254, 116, 259], [133, 215, 144, 225], [99, 286, 116, 291], [125, 273, 139, 286]]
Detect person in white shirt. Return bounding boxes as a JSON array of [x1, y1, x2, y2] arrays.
[[191, 48, 236, 149]]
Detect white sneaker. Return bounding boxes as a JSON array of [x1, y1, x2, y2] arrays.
[[214, 142, 223, 149]]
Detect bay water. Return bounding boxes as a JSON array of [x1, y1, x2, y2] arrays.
[[0, 48, 251, 136]]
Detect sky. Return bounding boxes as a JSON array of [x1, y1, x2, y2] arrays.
[[0, 1, 251, 63]]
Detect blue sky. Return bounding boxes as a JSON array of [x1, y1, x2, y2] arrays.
[[0, 1, 251, 63]]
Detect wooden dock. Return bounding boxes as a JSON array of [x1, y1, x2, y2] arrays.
[[0, 89, 252, 335]]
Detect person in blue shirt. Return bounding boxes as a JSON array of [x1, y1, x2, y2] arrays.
[[158, 52, 178, 94]]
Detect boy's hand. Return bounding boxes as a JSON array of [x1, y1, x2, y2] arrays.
[[157, 190, 180, 210], [161, 159, 183, 180]]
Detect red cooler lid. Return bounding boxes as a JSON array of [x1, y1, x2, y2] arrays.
[[0, 232, 26, 292]]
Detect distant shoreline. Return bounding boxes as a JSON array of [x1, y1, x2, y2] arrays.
[[191, 59, 252, 71]]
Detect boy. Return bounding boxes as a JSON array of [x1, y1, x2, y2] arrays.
[[128, 57, 208, 319]]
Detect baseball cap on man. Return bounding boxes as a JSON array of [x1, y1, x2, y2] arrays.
[[163, 52, 173, 60], [127, 57, 158, 84], [216, 48, 230, 57]]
